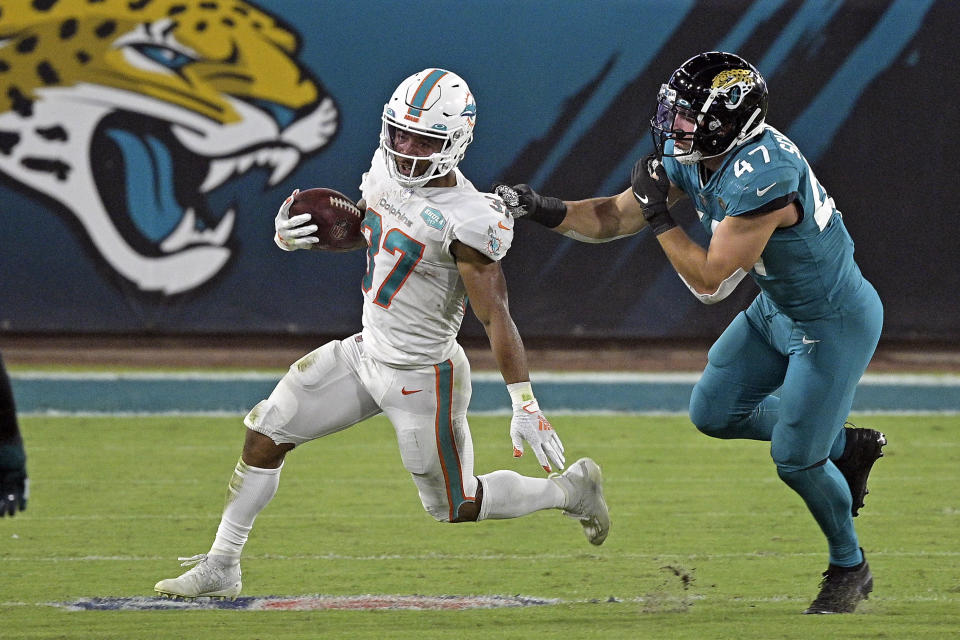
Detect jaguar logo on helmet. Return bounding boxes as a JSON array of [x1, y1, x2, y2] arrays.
[[710, 69, 757, 110]]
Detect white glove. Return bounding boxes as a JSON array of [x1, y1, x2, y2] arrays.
[[507, 382, 565, 473], [274, 189, 319, 251]]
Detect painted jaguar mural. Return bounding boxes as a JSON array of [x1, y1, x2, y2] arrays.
[[0, 0, 337, 294]]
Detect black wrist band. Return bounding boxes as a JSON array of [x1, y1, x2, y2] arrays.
[[644, 205, 676, 236], [528, 197, 567, 228]]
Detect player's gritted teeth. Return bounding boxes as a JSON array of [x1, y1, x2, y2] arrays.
[[390, 129, 445, 178]]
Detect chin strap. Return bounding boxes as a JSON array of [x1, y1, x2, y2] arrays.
[[731, 109, 766, 148]]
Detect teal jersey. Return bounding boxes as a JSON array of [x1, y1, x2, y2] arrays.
[[663, 125, 867, 320]]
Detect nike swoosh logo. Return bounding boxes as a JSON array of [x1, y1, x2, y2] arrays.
[[498, 221, 511, 230], [521, 400, 538, 414], [401, 387, 422, 395], [636, 193, 649, 204], [801, 336, 821, 344], [756, 183, 777, 197]]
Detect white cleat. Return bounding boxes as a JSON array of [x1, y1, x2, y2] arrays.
[[154, 554, 242, 600], [551, 457, 611, 546]]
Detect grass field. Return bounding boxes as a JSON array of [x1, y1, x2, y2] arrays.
[[2, 412, 958, 639]]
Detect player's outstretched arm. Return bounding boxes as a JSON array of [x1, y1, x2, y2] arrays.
[[493, 183, 648, 242], [451, 241, 564, 472]]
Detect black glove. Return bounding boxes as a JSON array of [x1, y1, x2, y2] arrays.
[[0, 442, 27, 516], [493, 183, 567, 228], [631, 154, 675, 235]]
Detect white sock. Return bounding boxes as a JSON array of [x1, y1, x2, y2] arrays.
[[209, 459, 282, 560], [476, 469, 566, 521]]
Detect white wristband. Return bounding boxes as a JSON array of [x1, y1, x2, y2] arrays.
[[506, 381, 535, 404]]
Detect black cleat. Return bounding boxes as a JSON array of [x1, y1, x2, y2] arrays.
[[803, 552, 873, 614], [834, 427, 886, 517]]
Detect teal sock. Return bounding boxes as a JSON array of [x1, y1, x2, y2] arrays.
[[777, 461, 863, 567]]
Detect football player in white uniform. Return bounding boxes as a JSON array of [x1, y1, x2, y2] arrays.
[[155, 68, 610, 600]]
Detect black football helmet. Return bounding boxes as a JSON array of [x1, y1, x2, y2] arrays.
[[650, 51, 768, 164]]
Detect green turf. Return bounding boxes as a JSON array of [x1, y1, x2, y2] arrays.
[[2, 413, 958, 639]]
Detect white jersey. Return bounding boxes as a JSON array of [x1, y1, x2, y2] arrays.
[[358, 149, 513, 367]]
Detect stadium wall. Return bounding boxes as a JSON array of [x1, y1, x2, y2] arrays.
[[1, 0, 956, 341]]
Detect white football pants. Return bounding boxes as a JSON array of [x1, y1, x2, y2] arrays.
[[245, 333, 478, 522]]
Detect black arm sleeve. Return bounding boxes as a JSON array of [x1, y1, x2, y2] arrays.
[[745, 192, 798, 217]]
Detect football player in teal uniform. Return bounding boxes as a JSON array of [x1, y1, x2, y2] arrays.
[[497, 51, 885, 614]]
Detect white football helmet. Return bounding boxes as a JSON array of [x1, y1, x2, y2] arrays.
[[380, 68, 476, 187]]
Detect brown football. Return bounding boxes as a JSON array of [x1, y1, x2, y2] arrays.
[[289, 188, 366, 252]]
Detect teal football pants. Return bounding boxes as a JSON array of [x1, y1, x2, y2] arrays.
[[689, 285, 882, 565]]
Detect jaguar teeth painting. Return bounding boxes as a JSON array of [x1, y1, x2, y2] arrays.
[[0, 0, 337, 295]]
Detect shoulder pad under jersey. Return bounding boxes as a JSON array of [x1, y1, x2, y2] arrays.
[[721, 142, 802, 216], [449, 192, 514, 261]]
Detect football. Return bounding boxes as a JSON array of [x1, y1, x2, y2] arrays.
[[289, 188, 366, 252]]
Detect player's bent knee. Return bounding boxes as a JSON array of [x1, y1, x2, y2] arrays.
[[451, 500, 480, 523], [420, 497, 480, 523], [244, 380, 299, 434], [770, 437, 824, 473], [690, 413, 729, 438], [689, 387, 730, 438], [241, 428, 292, 469], [774, 456, 826, 479]]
